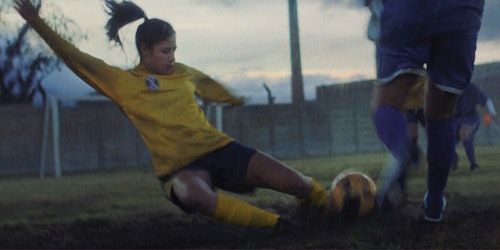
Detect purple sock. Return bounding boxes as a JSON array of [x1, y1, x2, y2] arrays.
[[373, 106, 413, 163], [426, 119, 456, 204]]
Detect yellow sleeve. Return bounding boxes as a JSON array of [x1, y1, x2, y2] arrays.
[[28, 16, 122, 97], [189, 67, 244, 105]]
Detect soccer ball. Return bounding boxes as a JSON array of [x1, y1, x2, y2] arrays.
[[328, 169, 377, 219]]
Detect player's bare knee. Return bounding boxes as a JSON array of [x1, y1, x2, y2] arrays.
[[174, 188, 206, 214], [172, 178, 216, 215]]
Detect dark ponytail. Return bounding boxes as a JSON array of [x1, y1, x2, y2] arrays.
[[104, 0, 175, 57], [104, 0, 146, 45]]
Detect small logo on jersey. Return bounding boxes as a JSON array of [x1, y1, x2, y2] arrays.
[[145, 75, 159, 90]]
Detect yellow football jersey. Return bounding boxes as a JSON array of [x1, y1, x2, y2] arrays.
[[30, 17, 243, 177]]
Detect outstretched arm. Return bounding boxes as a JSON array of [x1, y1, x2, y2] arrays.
[[13, 0, 38, 22], [196, 78, 245, 106], [13, 0, 122, 98], [190, 67, 245, 106]]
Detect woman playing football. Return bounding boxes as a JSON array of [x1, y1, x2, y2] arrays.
[[14, 0, 327, 229]]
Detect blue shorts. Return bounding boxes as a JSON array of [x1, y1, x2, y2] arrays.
[[159, 141, 257, 213], [376, 0, 484, 93]]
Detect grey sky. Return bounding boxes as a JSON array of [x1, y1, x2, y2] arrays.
[[479, 0, 500, 41], [5, 0, 499, 103]]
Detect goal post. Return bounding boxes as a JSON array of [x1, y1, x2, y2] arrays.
[[40, 95, 111, 179], [39, 95, 225, 178], [40, 96, 60, 178]]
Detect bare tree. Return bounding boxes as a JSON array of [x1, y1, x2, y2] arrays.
[[0, 0, 86, 104]]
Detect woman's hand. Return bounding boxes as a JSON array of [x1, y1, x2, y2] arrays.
[[225, 96, 247, 108], [13, 0, 39, 22]]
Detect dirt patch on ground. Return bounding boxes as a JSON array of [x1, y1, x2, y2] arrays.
[[1, 192, 498, 249]]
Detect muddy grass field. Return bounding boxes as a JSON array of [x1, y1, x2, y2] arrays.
[[1, 146, 499, 249]]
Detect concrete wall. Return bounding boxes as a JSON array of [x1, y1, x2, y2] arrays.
[[0, 105, 44, 175], [0, 103, 151, 177], [1, 62, 499, 177]]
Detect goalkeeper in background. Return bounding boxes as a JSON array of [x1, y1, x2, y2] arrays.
[[14, 0, 327, 229], [451, 83, 498, 172]]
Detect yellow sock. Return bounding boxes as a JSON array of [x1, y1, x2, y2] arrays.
[[297, 177, 328, 208], [212, 193, 280, 228]]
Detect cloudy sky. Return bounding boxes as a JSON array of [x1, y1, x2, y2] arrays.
[[6, 0, 500, 103]]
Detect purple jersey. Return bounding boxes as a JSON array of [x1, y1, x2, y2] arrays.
[[455, 84, 488, 118]]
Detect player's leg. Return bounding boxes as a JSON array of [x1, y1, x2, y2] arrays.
[[462, 137, 478, 171], [407, 117, 419, 144], [406, 109, 426, 168], [371, 0, 431, 210], [423, 80, 457, 221], [373, 74, 420, 210], [409, 108, 426, 143], [450, 119, 463, 171], [423, 1, 483, 221], [461, 118, 480, 171], [168, 168, 281, 228], [425, 81, 458, 178], [168, 168, 217, 216], [169, 142, 324, 228], [245, 151, 328, 209]]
